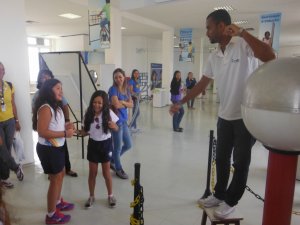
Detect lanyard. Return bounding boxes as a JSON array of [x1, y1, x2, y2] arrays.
[[0, 81, 4, 104]]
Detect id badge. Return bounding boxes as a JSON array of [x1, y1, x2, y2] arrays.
[[1, 104, 6, 112]]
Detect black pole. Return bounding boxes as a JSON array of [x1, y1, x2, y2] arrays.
[[201, 130, 213, 199], [78, 54, 84, 159], [133, 163, 141, 219]]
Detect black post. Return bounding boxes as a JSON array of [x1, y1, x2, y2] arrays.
[[201, 130, 213, 199], [133, 163, 141, 219], [78, 54, 84, 159]]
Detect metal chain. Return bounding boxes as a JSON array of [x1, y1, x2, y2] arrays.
[[245, 186, 264, 202], [130, 185, 144, 224], [210, 137, 217, 192]]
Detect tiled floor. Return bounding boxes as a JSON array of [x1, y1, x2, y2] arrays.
[[3, 94, 300, 225]]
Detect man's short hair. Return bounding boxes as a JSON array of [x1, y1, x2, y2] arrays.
[[207, 9, 231, 26]]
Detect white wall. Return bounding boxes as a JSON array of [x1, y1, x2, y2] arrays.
[[88, 51, 105, 64], [279, 45, 300, 58], [122, 36, 162, 79], [0, 0, 34, 164], [54, 35, 89, 51]]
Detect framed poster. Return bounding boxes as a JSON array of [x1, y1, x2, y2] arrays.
[[150, 63, 162, 90]]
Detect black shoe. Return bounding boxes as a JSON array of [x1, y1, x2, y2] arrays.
[[116, 169, 129, 179], [66, 170, 78, 177], [179, 127, 183, 131], [173, 128, 183, 132]]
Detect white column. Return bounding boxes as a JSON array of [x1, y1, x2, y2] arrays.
[[161, 30, 174, 89], [199, 37, 205, 79], [105, 6, 122, 68], [0, 0, 34, 164]]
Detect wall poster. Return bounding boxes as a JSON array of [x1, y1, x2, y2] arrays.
[[179, 28, 194, 62], [259, 12, 282, 54], [150, 63, 162, 90], [88, 0, 111, 50]]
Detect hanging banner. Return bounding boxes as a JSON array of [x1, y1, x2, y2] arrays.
[[88, 0, 111, 50], [259, 12, 282, 54], [179, 28, 194, 62]]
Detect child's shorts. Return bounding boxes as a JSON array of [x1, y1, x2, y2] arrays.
[[36, 143, 65, 174], [87, 138, 112, 163]]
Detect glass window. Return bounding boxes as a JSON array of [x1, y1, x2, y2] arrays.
[[40, 48, 50, 53], [28, 47, 39, 82], [44, 39, 50, 46], [27, 37, 51, 82], [27, 37, 36, 45]]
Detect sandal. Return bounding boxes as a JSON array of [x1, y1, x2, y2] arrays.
[[66, 170, 78, 177]]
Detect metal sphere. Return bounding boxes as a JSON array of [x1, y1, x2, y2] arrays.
[[242, 58, 300, 152]]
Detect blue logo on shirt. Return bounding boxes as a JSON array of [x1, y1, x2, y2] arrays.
[[231, 58, 240, 63]]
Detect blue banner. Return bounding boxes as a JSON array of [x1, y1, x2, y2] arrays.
[[259, 12, 282, 54], [179, 28, 194, 62]]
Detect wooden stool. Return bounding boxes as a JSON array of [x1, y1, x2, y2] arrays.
[[201, 207, 243, 225]]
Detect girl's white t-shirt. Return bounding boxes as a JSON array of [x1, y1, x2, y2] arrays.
[[38, 104, 65, 147], [89, 109, 119, 141]]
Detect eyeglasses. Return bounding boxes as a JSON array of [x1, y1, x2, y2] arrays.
[[95, 117, 100, 129]]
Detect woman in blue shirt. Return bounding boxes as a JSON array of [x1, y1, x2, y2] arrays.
[[185, 72, 197, 109], [108, 68, 133, 179], [128, 69, 141, 133]]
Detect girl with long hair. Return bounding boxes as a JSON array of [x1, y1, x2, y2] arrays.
[[32, 69, 78, 178], [32, 79, 74, 224], [170, 70, 185, 132], [80, 90, 118, 208], [128, 69, 141, 133]]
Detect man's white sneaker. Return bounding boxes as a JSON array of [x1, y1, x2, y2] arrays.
[[197, 195, 223, 208], [214, 202, 235, 219]]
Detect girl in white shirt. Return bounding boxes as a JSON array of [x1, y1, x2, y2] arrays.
[[32, 79, 75, 224], [80, 90, 119, 209]]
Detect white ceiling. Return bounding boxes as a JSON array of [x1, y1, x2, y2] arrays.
[[25, 0, 300, 47]]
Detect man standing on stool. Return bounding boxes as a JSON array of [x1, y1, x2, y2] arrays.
[[170, 9, 275, 219]]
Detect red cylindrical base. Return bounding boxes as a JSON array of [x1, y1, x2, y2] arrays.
[[262, 151, 298, 225]]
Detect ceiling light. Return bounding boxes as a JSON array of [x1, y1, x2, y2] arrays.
[[121, 27, 127, 30], [234, 20, 248, 25], [214, 6, 235, 11], [59, 13, 81, 19]]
